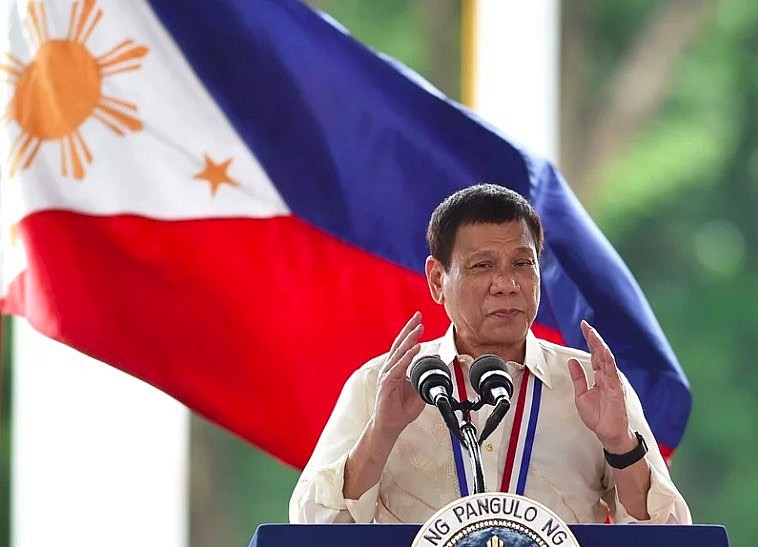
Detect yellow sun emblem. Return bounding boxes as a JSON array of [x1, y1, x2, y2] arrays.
[[0, 0, 148, 180]]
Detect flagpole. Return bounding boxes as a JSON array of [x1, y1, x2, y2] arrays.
[[461, 0, 560, 163], [460, 0, 478, 108], [11, 320, 190, 547]]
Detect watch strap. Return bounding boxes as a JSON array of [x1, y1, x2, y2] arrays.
[[604, 431, 648, 469]]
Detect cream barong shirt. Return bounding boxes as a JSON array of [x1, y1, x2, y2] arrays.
[[289, 326, 691, 524]]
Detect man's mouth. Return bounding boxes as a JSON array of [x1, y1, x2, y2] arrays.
[[489, 308, 522, 318]]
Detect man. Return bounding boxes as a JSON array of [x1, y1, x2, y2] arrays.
[[290, 184, 690, 524]]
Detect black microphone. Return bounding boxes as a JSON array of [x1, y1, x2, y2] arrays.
[[409, 355, 462, 441], [469, 354, 514, 444]]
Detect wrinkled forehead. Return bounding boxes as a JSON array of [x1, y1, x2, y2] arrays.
[[451, 220, 537, 255]]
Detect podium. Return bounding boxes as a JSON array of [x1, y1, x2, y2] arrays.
[[249, 523, 730, 547]]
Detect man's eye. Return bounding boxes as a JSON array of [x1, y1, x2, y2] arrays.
[[472, 262, 492, 269], [516, 259, 535, 267]]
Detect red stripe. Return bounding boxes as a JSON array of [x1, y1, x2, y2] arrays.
[[1, 210, 450, 469], [500, 368, 531, 492], [452, 359, 470, 421]]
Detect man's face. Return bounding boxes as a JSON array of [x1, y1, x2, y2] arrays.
[[426, 220, 540, 359]]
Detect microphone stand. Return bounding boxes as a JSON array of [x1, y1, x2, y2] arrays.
[[451, 399, 486, 495], [460, 420, 485, 494]]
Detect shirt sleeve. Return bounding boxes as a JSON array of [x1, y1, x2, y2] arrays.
[[605, 374, 692, 524], [289, 359, 383, 523]]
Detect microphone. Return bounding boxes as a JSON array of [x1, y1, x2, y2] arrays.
[[469, 354, 514, 444], [409, 355, 462, 441]]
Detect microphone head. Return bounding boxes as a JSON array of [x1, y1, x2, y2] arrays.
[[469, 354, 514, 404], [409, 355, 453, 405]]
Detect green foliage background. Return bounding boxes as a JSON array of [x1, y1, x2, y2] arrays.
[[594, 0, 758, 538]]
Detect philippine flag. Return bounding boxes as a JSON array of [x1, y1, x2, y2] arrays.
[[0, 0, 690, 468]]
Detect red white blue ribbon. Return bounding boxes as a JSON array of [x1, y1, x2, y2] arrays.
[[500, 368, 543, 494], [450, 358, 472, 496], [451, 361, 543, 497]]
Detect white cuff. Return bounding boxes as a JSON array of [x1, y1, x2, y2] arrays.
[[613, 459, 687, 524], [312, 453, 380, 522], [345, 482, 381, 523]]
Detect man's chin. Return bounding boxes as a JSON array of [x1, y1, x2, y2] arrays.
[[480, 324, 529, 348]]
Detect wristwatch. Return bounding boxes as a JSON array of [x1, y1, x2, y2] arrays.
[[603, 431, 648, 469]]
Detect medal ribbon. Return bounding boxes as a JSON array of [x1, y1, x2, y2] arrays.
[[450, 360, 543, 497]]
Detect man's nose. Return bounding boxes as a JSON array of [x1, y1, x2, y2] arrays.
[[491, 269, 518, 294]]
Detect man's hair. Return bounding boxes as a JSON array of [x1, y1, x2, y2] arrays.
[[426, 183, 544, 270]]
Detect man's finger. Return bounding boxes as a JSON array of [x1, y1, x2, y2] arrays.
[[568, 358, 589, 399], [582, 321, 616, 376], [580, 322, 602, 373], [387, 343, 423, 382], [580, 320, 604, 358], [580, 321, 625, 393], [586, 324, 620, 380], [599, 345, 622, 389], [388, 311, 422, 357], [381, 323, 424, 377], [391, 323, 424, 363]]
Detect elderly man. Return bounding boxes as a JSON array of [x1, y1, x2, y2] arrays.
[[290, 184, 690, 525]]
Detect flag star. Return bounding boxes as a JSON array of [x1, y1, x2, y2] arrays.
[[193, 154, 240, 196]]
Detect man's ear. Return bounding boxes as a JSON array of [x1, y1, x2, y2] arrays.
[[425, 256, 445, 304]]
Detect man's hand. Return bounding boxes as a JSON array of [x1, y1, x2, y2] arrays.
[[343, 312, 425, 501], [373, 311, 426, 437], [567, 320, 652, 520], [567, 320, 636, 453]]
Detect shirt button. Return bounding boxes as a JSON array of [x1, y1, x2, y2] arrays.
[[485, 443, 494, 452]]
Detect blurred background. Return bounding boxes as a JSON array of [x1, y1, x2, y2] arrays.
[[1, 0, 756, 545]]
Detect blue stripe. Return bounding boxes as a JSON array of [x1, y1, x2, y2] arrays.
[[515, 377, 543, 495], [450, 430, 469, 497]]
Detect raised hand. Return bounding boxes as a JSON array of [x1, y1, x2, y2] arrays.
[[567, 320, 637, 453], [373, 311, 427, 437]]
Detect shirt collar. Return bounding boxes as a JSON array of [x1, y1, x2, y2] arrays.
[[436, 323, 460, 366], [524, 329, 552, 389], [436, 323, 553, 389]]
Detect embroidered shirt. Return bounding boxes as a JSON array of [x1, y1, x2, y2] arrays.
[[289, 325, 691, 525]]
